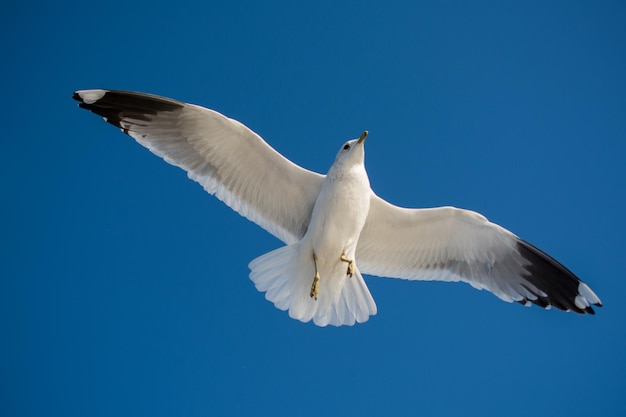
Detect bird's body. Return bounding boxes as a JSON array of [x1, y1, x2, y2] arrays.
[[74, 89, 602, 326], [250, 134, 376, 325], [309, 146, 371, 256], [308, 139, 371, 278]]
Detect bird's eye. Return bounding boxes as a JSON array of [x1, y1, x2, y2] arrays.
[[343, 144, 350, 150]]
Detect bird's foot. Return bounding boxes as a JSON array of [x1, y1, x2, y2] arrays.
[[310, 272, 320, 300], [340, 254, 355, 278]]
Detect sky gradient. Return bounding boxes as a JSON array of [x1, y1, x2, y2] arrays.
[[2, 1, 625, 416]]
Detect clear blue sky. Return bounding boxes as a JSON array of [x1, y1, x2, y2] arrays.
[[2, 1, 625, 416]]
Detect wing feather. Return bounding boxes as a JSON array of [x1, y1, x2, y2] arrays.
[[357, 194, 602, 314], [74, 89, 324, 244]]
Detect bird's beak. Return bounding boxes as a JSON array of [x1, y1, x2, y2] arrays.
[[358, 131, 368, 144]]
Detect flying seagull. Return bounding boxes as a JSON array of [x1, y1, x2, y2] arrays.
[[73, 89, 602, 326]]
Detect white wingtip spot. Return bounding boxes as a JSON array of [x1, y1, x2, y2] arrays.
[[578, 282, 602, 305], [76, 89, 107, 104], [574, 295, 589, 310]]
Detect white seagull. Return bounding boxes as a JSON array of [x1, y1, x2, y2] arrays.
[[74, 89, 602, 326]]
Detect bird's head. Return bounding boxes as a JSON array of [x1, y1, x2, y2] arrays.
[[332, 130, 367, 165]]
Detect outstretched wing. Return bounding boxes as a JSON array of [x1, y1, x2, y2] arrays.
[[356, 194, 602, 314], [74, 89, 324, 244]]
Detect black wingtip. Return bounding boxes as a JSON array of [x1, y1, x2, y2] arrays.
[[73, 89, 185, 131], [515, 239, 601, 315]]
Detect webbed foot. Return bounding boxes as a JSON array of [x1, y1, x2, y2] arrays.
[[310, 254, 320, 300], [310, 272, 320, 300], [340, 254, 355, 278]]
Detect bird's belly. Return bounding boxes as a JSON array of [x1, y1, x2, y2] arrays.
[[305, 178, 370, 266]]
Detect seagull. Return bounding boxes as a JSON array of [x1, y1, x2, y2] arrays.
[[73, 89, 602, 326]]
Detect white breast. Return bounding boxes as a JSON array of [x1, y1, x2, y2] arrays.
[[306, 165, 371, 263]]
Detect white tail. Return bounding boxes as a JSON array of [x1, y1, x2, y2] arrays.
[[249, 244, 377, 326]]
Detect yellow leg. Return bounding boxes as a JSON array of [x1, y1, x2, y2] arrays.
[[310, 254, 320, 300], [340, 254, 355, 277]]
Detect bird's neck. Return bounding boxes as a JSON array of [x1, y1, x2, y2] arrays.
[[327, 163, 368, 182]]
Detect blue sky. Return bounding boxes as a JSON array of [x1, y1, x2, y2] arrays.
[[2, 1, 625, 416]]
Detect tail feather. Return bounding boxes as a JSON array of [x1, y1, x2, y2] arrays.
[[249, 244, 377, 326], [324, 269, 377, 325]]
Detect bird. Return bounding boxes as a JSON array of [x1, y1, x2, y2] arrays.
[[73, 89, 602, 327]]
